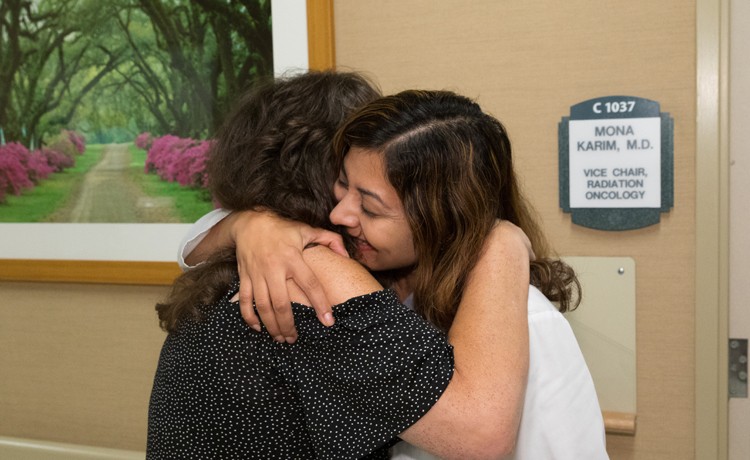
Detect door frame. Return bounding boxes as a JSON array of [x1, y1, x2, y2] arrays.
[[695, 0, 730, 458]]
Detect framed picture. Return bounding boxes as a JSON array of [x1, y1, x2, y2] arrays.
[[0, 0, 335, 285]]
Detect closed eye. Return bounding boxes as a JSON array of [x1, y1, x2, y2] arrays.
[[361, 205, 377, 217]]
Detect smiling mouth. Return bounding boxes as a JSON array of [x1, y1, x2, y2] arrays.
[[354, 237, 374, 253]]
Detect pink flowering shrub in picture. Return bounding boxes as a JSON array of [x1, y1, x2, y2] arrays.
[[191, 141, 213, 188], [1, 142, 31, 172], [43, 130, 85, 170], [145, 135, 192, 176], [40, 147, 75, 172], [0, 143, 34, 203], [168, 140, 213, 187], [0, 130, 85, 204], [25, 150, 55, 183], [47, 132, 79, 162], [66, 130, 86, 154], [135, 132, 153, 150], [145, 135, 212, 189]]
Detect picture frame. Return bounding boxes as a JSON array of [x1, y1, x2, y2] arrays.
[[0, 0, 335, 286]]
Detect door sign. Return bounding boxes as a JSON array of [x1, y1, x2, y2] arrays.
[[559, 96, 674, 231]]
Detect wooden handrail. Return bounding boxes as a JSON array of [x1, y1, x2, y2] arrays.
[[603, 411, 637, 436]]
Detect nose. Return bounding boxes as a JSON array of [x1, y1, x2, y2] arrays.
[[329, 194, 359, 229]]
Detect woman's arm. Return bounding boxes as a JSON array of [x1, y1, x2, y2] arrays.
[[400, 222, 529, 459], [179, 208, 231, 269], [295, 246, 453, 458], [295, 244, 383, 305], [303, 223, 530, 460], [179, 210, 347, 342]]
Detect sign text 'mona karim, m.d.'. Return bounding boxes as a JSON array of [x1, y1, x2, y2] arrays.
[[559, 96, 674, 231]]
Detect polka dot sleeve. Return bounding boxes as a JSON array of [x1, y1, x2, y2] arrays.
[[288, 289, 455, 458]]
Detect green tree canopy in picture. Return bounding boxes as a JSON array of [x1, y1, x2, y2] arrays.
[[0, 0, 273, 145]]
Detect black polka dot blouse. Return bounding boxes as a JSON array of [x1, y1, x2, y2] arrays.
[[147, 282, 454, 459]]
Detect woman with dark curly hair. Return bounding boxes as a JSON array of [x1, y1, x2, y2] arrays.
[[149, 71, 453, 459]]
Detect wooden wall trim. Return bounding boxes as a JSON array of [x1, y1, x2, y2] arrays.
[[0, 259, 180, 286]]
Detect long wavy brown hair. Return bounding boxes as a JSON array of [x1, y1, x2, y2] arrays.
[[334, 90, 580, 332], [157, 71, 380, 333]]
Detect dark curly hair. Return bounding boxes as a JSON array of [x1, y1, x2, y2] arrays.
[[157, 71, 380, 332]]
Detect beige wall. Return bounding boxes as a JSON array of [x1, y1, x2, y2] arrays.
[[333, 1, 696, 458], [0, 281, 168, 451], [0, 1, 703, 457]]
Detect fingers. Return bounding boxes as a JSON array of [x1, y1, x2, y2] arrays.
[[291, 263, 335, 327], [246, 262, 298, 343], [250, 276, 286, 343], [266, 272, 298, 343], [304, 228, 349, 258], [237, 271, 261, 333], [237, 263, 291, 343], [283, 240, 335, 327], [228, 212, 338, 342], [326, 238, 349, 258], [240, 264, 332, 341]]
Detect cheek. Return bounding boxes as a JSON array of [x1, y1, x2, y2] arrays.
[[402, 234, 417, 259], [391, 223, 416, 258]]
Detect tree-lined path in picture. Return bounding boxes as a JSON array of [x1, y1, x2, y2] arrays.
[[47, 144, 180, 223], [1, 0, 273, 223]]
